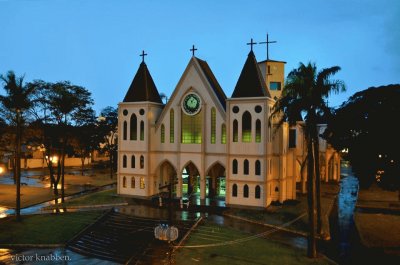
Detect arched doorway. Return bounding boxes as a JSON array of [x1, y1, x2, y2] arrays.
[[206, 162, 226, 198], [181, 162, 200, 198], [156, 161, 178, 196]]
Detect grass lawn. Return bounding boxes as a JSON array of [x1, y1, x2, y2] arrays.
[[225, 199, 309, 233], [64, 188, 125, 206], [174, 222, 334, 265], [0, 211, 103, 245], [225, 183, 339, 236], [354, 212, 400, 248]]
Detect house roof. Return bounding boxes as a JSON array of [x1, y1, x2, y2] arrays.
[[257, 59, 287, 64], [195, 57, 227, 109], [123, 62, 163, 103], [231, 51, 271, 98]]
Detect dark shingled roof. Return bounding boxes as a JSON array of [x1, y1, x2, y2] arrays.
[[123, 62, 163, 103], [195, 57, 227, 109], [232, 51, 271, 98]]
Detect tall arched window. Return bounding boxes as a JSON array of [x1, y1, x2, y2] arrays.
[[123, 155, 127, 168], [244, 159, 249, 175], [211, 108, 216, 144], [255, 160, 261, 175], [232, 184, 238, 197], [161, 124, 165, 143], [123, 121, 127, 140], [122, 176, 126, 188], [243, 184, 249, 198], [130, 114, 137, 140], [131, 155, 135, 168], [170, 109, 174, 143], [255, 185, 261, 199], [233, 119, 238, 142], [221, 123, 226, 144], [256, 119, 261, 143], [131, 177, 135, 188], [242, 111, 252, 142], [140, 155, 144, 169], [140, 121, 144, 141], [232, 159, 238, 174]]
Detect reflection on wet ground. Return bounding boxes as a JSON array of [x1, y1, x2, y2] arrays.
[[337, 167, 359, 260], [0, 166, 363, 264], [0, 183, 116, 218]]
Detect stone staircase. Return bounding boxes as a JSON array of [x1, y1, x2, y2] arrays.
[[67, 209, 194, 264]]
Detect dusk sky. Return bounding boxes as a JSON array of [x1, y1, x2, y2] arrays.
[[1, 0, 399, 113]]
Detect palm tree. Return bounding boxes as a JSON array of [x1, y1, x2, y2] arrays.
[[270, 62, 344, 258], [0, 71, 36, 221]]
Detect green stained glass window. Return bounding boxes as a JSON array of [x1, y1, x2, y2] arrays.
[[221, 123, 226, 144], [161, 124, 165, 143], [211, 108, 216, 144], [170, 109, 174, 143], [242, 111, 252, 143], [233, 120, 238, 142], [140, 121, 144, 141], [181, 110, 202, 144], [256, 119, 261, 143]]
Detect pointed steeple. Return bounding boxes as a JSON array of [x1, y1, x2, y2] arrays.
[[231, 51, 271, 98], [123, 62, 163, 103]]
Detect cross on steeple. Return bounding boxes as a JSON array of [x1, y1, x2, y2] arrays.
[[190, 45, 198, 56], [140, 50, 147, 63], [247, 38, 257, 51], [259, 33, 277, 60]]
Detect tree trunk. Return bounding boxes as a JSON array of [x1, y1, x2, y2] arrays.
[[81, 155, 85, 176], [109, 152, 113, 179], [307, 137, 317, 258], [313, 129, 322, 235], [15, 111, 22, 221], [61, 153, 66, 203]]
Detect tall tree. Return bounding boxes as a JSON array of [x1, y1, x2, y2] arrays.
[[95, 106, 118, 178], [0, 71, 37, 221], [325, 84, 400, 199], [270, 62, 344, 257], [28, 80, 94, 204]]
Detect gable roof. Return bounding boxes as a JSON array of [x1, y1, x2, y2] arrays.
[[231, 51, 271, 98], [123, 62, 163, 103], [195, 57, 227, 109]]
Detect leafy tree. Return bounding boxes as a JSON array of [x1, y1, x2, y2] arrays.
[[325, 84, 400, 199], [270, 62, 344, 257], [0, 71, 38, 221], [95, 106, 118, 178], [70, 117, 97, 176], [28, 80, 94, 204]]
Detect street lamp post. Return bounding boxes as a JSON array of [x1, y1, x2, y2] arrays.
[[15, 109, 21, 221]]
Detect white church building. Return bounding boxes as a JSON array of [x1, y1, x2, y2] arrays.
[[117, 47, 341, 208]]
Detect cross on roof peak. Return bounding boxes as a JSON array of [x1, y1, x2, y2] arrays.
[[247, 38, 257, 52], [259, 33, 277, 60], [190, 45, 198, 57], [140, 50, 147, 63]]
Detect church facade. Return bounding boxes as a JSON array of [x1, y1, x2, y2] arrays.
[[117, 48, 340, 208]]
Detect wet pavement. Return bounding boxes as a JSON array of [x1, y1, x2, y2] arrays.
[[0, 165, 373, 264]]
